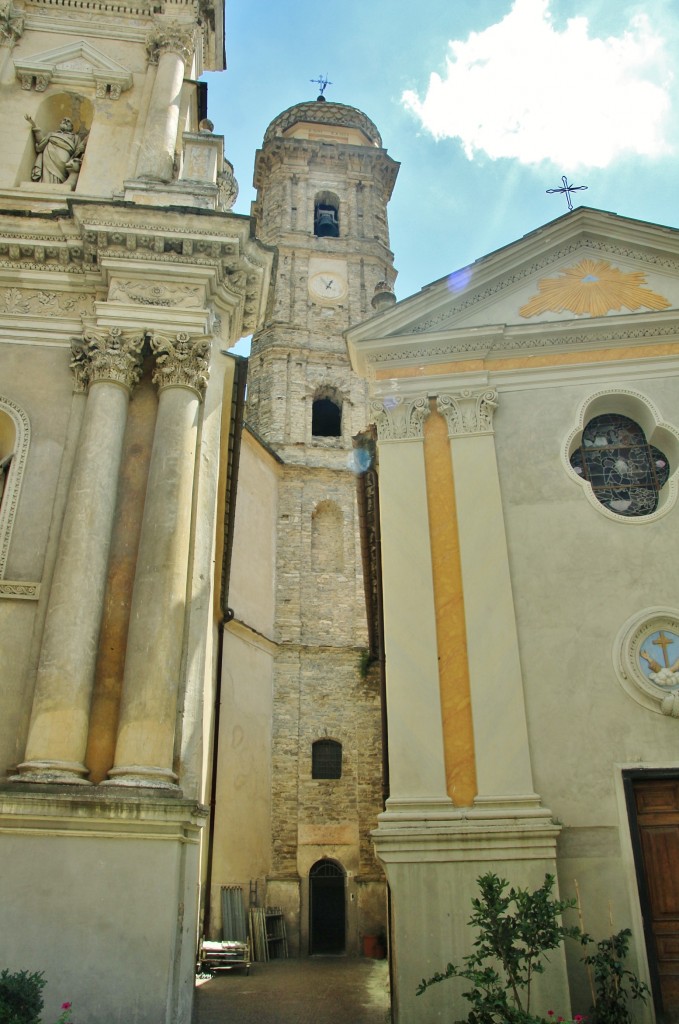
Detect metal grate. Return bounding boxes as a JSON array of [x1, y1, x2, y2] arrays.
[[312, 739, 342, 779]]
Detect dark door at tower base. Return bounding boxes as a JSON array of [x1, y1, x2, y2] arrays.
[[627, 774, 679, 1024], [309, 861, 345, 955]]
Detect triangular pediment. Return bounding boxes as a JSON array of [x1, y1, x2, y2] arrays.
[[15, 41, 132, 98], [347, 208, 679, 375]]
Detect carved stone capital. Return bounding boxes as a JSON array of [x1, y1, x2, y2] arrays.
[[436, 388, 498, 437], [370, 396, 429, 441], [150, 331, 210, 398], [0, 0, 24, 46], [146, 21, 196, 65], [70, 327, 145, 393]]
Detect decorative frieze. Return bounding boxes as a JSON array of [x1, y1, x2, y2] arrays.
[[71, 326, 145, 392], [437, 388, 498, 437], [0, 581, 40, 599], [0, 287, 94, 317], [108, 279, 203, 309], [145, 20, 195, 65], [150, 331, 210, 398], [370, 395, 429, 441]]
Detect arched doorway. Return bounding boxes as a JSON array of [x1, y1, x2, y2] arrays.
[[309, 860, 345, 954]]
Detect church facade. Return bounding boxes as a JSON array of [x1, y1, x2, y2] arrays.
[[0, 0, 273, 1021], [347, 208, 679, 1024]]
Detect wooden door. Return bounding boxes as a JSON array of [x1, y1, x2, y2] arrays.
[[631, 777, 679, 1023]]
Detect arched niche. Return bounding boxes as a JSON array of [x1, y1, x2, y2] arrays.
[[16, 92, 93, 188], [0, 397, 30, 578]]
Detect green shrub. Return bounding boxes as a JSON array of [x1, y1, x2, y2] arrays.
[[0, 969, 45, 1024], [581, 928, 649, 1024], [416, 873, 579, 1024]]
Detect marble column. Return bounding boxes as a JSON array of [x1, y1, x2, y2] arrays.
[[437, 388, 536, 803], [371, 395, 453, 816], [135, 21, 195, 181], [105, 331, 210, 789], [14, 327, 144, 784]]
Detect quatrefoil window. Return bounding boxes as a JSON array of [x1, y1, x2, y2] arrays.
[[570, 413, 670, 517]]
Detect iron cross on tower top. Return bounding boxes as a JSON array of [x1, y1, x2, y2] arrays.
[[311, 75, 332, 99]]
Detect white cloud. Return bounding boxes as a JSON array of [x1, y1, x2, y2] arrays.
[[402, 0, 673, 168]]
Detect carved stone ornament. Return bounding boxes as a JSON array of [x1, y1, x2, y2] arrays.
[[108, 279, 203, 309], [70, 327, 145, 393], [0, 288, 95, 317], [150, 332, 210, 398], [437, 388, 498, 437], [615, 608, 679, 717], [146, 21, 196, 65], [370, 395, 429, 441], [217, 161, 239, 211], [0, 0, 24, 46]]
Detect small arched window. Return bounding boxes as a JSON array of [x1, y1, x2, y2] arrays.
[[314, 191, 340, 238], [312, 739, 342, 779], [312, 397, 341, 437], [570, 413, 670, 517]]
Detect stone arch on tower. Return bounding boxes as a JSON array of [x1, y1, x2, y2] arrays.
[[309, 384, 347, 443]]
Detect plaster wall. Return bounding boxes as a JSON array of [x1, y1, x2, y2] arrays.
[[228, 427, 279, 638], [0, 817, 200, 1024]]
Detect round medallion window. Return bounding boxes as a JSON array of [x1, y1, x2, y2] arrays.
[[615, 609, 679, 716]]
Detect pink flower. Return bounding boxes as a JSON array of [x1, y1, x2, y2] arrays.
[[61, 1004, 72, 1010]]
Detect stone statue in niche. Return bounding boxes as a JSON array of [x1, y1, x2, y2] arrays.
[[24, 114, 88, 188]]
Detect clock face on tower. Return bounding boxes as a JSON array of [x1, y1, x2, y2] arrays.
[[308, 269, 348, 303]]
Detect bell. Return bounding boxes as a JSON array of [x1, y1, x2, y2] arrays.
[[315, 206, 339, 237]]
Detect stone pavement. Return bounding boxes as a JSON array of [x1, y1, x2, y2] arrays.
[[193, 957, 391, 1024]]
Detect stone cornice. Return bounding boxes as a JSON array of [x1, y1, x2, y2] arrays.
[[0, 203, 274, 336], [253, 141, 399, 199], [358, 314, 679, 373]]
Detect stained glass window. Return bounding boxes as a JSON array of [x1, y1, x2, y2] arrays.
[[570, 413, 670, 517]]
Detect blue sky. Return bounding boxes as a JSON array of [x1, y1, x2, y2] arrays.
[[204, 0, 679, 307]]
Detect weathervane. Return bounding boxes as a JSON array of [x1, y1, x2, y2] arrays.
[[311, 74, 332, 97], [546, 175, 588, 212]]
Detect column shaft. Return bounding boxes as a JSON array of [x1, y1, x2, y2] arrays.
[[15, 329, 142, 783], [136, 23, 194, 181], [106, 332, 209, 788]]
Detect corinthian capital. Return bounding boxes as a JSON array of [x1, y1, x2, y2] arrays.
[[71, 327, 145, 392], [150, 331, 210, 398], [436, 388, 498, 437], [0, 0, 24, 46], [146, 20, 196, 65], [370, 395, 429, 441]]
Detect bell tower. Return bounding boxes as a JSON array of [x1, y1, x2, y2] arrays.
[[247, 95, 399, 954]]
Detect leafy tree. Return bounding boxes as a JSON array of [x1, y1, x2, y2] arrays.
[[416, 873, 580, 1024]]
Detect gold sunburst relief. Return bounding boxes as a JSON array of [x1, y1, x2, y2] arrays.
[[519, 258, 671, 318]]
